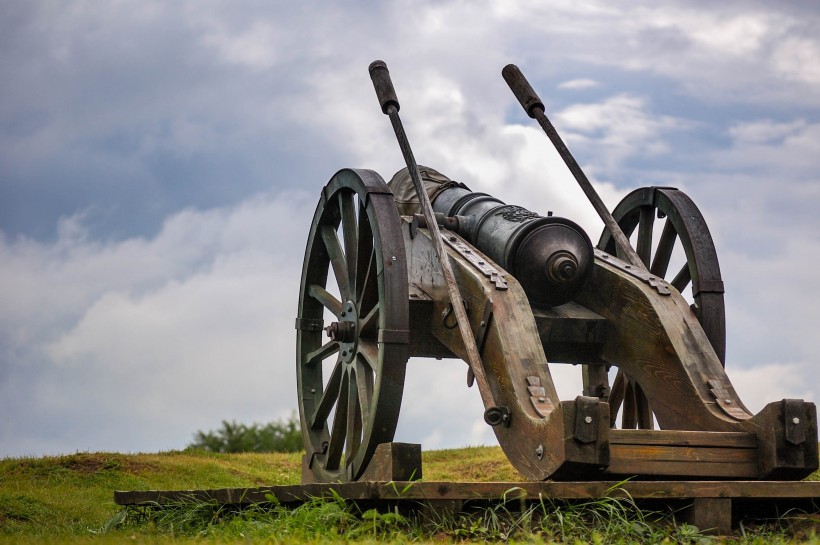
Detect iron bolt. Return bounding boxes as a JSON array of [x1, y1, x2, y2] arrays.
[[793, 417, 801, 425], [538, 396, 545, 403], [725, 399, 732, 404], [584, 416, 593, 424], [391, 255, 397, 261]]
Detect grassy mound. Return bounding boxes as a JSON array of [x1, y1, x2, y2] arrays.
[[0, 447, 817, 544]]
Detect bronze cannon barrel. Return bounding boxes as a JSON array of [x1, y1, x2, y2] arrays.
[[389, 167, 593, 307]]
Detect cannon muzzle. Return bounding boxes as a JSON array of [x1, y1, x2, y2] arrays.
[[389, 167, 593, 307]]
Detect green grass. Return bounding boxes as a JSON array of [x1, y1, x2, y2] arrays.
[[0, 447, 818, 544]]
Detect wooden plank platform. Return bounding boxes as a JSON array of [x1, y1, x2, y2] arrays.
[[607, 430, 759, 478], [115, 480, 820, 535]]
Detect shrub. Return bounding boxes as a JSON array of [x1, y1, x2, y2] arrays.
[[188, 415, 302, 453]]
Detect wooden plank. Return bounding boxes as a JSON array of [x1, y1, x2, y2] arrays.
[[611, 429, 757, 448], [607, 434, 759, 478], [115, 480, 820, 506], [607, 459, 758, 479], [610, 444, 756, 465]]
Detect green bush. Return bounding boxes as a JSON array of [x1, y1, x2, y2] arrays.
[[188, 415, 303, 453]]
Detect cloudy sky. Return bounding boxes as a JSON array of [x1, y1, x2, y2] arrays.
[[2, 1, 819, 458]]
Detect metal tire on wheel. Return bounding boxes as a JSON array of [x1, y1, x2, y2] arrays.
[[296, 169, 409, 482], [597, 186, 726, 429]]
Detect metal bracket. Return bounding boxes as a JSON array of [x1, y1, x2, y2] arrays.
[[526, 375, 555, 418], [574, 396, 600, 444], [442, 232, 508, 290], [708, 379, 751, 420], [784, 398, 808, 445], [295, 318, 324, 332], [594, 248, 671, 295], [693, 278, 725, 296], [307, 441, 329, 469], [378, 329, 410, 344], [475, 300, 494, 353], [468, 300, 494, 388]]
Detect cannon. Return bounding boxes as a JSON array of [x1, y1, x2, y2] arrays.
[[295, 62, 818, 483]]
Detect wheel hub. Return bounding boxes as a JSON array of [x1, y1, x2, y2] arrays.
[[325, 300, 358, 363]]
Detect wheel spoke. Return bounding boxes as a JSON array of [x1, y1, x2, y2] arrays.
[[636, 206, 654, 268], [325, 371, 349, 470], [339, 192, 358, 294], [355, 205, 374, 302], [671, 262, 691, 293], [321, 225, 351, 299], [358, 340, 379, 371], [308, 284, 342, 316], [346, 369, 363, 463], [634, 381, 654, 430], [356, 358, 374, 425], [358, 248, 377, 313], [621, 376, 638, 429], [608, 370, 626, 428], [310, 360, 343, 429], [304, 340, 339, 366], [650, 218, 676, 278], [359, 305, 379, 337]]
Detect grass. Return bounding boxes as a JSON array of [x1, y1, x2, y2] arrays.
[[0, 446, 818, 544]]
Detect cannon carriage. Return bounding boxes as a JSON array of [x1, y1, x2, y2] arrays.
[[295, 62, 818, 484]]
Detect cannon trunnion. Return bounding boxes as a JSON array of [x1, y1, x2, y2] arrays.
[[295, 63, 818, 484]]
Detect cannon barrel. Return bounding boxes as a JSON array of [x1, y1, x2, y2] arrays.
[[390, 167, 593, 307]]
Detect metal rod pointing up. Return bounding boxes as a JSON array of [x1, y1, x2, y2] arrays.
[[368, 60, 497, 409], [502, 64, 645, 270]]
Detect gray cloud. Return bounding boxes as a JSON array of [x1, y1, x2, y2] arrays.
[[1, 0, 819, 457]]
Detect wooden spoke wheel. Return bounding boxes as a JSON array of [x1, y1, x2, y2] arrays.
[[598, 187, 726, 429], [296, 169, 408, 482]]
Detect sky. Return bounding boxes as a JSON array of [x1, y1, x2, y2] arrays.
[[2, 0, 819, 458]]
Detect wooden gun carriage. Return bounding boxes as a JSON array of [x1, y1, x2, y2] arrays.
[[295, 62, 818, 484]]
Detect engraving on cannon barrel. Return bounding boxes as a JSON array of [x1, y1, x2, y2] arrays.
[[496, 205, 540, 223]]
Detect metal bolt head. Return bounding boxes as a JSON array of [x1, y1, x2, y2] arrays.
[[792, 417, 801, 425], [391, 255, 397, 262], [584, 416, 593, 424], [538, 396, 545, 403], [725, 399, 732, 404]]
